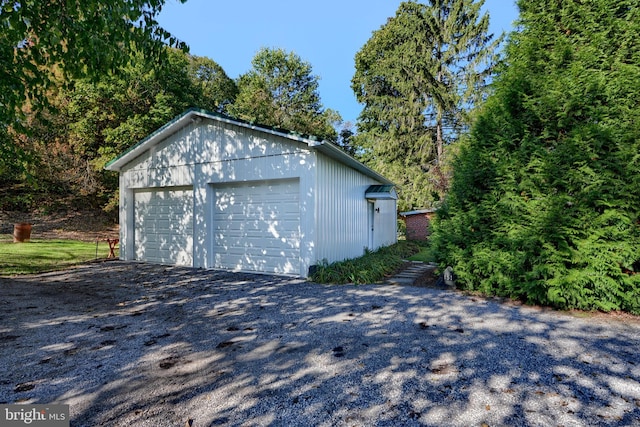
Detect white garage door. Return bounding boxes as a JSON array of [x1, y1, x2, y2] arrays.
[[213, 179, 300, 275], [134, 187, 194, 266]]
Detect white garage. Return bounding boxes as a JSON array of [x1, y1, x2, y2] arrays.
[[105, 109, 397, 277]]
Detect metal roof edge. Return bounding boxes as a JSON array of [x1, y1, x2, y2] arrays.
[[399, 208, 438, 216], [104, 109, 200, 171], [365, 184, 398, 200], [308, 140, 394, 185], [105, 108, 327, 171], [194, 109, 325, 146], [104, 108, 393, 186]]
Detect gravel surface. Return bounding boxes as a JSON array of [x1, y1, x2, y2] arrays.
[[1, 261, 639, 426]]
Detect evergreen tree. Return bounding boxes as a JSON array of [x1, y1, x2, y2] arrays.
[[351, 0, 500, 210], [229, 47, 339, 142], [432, 0, 640, 313], [336, 123, 357, 157]]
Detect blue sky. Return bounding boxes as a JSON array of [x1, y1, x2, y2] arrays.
[[158, 0, 519, 125]]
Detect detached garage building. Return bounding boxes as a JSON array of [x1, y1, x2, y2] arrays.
[[105, 109, 397, 277]]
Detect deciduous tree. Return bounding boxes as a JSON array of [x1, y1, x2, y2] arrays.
[[229, 47, 339, 142], [188, 55, 238, 114], [7, 48, 236, 213], [1, 0, 186, 126]]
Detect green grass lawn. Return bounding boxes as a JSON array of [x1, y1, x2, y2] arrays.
[[0, 239, 115, 275], [407, 242, 435, 263]]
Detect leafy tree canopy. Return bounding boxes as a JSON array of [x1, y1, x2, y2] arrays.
[[188, 55, 238, 114], [1, 0, 186, 129], [229, 47, 339, 142], [432, 0, 640, 313], [3, 48, 236, 213]]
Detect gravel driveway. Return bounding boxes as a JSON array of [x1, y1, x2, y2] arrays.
[[1, 262, 639, 426]]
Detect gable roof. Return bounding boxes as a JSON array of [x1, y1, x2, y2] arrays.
[[104, 108, 393, 185]]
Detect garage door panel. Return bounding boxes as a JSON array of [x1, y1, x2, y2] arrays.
[[215, 228, 299, 242], [134, 188, 193, 266], [213, 180, 300, 275]]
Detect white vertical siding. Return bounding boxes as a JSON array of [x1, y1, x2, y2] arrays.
[[373, 199, 398, 248], [192, 120, 316, 276], [119, 176, 134, 260], [315, 153, 381, 264], [119, 117, 316, 275], [122, 122, 197, 189]]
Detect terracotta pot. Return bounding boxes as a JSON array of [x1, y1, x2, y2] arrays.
[[13, 223, 32, 243]]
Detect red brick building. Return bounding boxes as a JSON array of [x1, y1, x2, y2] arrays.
[[399, 209, 437, 240]]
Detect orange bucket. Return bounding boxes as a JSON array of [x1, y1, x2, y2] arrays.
[[13, 223, 32, 242]]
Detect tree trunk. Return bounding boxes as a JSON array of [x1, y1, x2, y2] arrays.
[[436, 119, 443, 164], [436, 67, 444, 164]]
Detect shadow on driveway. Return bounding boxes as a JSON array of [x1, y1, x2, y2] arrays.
[[1, 261, 639, 426]]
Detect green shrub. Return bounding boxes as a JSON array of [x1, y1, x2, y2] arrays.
[[310, 241, 420, 284], [431, 1, 640, 314]]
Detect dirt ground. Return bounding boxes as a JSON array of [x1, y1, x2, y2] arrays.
[[413, 267, 442, 288], [0, 210, 118, 241]]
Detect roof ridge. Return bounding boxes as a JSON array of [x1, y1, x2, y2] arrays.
[[187, 107, 322, 142]]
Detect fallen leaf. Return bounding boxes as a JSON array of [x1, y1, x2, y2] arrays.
[[216, 341, 234, 349], [159, 360, 176, 369], [14, 383, 35, 393], [431, 363, 456, 375]]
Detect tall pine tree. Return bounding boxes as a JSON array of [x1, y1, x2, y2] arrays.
[[351, 0, 500, 210], [432, 0, 640, 313]]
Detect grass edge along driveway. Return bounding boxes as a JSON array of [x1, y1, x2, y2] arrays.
[[0, 239, 114, 275]]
